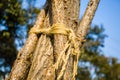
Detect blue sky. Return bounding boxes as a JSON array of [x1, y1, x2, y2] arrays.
[[36, 0, 120, 60], [88, 0, 120, 60]]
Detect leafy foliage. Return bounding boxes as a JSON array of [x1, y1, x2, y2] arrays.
[[77, 25, 120, 80], [0, 0, 25, 78], [0, 0, 39, 78]]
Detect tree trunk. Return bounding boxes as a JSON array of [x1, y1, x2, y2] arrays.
[[6, 0, 100, 80], [51, 0, 80, 79]]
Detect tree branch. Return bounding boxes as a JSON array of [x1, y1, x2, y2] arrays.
[[74, 0, 100, 79], [6, 10, 45, 80], [77, 0, 100, 38]]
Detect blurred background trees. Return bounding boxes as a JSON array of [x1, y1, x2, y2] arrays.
[[0, 0, 39, 79], [0, 0, 120, 80], [77, 25, 120, 80]]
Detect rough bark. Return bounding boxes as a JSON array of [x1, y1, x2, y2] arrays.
[[5, 10, 45, 80], [6, 0, 100, 80], [51, 1, 67, 79], [27, 11, 55, 80], [51, 0, 80, 79], [77, 0, 100, 39], [27, 35, 54, 80], [62, 0, 80, 80]]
